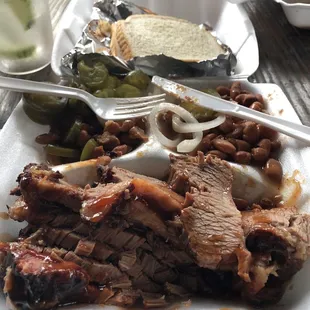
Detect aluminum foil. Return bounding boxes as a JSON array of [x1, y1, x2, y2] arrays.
[[60, 0, 237, 78]]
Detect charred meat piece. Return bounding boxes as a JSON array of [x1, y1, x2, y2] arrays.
[[16, 164, 85, 214], [0, 242, 101, 310], [12, 164, 184, 224], [169, 154, 249, 278], [242, 207, 310, 305]]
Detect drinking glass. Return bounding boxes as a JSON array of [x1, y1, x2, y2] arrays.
[[0, 0, 53, 75]]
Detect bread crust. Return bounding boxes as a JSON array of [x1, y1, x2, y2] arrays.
[[111, 21, 134, 60], [110, 14, 225, 62]]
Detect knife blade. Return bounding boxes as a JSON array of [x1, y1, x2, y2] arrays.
[[152, 75, 240, 114]]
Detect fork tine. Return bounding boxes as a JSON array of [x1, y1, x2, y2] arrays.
[[115, 93, 165, 105], [113, 104, 162, 116], [115, 98, 165, 111], [113, 110, 153, 120]]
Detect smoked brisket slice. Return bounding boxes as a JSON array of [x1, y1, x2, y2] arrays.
[[168, 154, 250, 281], [12, 164, 184, 225]]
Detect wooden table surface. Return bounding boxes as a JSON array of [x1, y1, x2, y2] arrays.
[[1, 0, 310, 128]]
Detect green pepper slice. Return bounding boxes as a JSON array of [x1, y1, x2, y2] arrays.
[[63, 120, 82, 145], [45, 145, 81, 158], [80, 138, 99, 161]]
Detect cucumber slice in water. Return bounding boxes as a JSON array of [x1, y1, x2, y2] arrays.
[[0, 1, 36, 59], [0, 46, 35, 59], [7, 0, 34, 30]]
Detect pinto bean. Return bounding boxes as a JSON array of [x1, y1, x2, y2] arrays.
[[271, 140, 282, 152], [264, 159, 283, 183], [219, 118, 234, 134], [216, 86, 230, 97], [249, 102, 263, 112], [234, 151, 251, 164], [199, 134, 218, 152], [258, 139, 271, 154], [212, 139, 236, 155], [104, 120, 121, 135], [235, 139, 251, 152], [226, 125, 243, 139], [120, 120, 135, 132], [243, 122, 259, 144], [112, 145, 131, 156], [257, 124, 278, 140], [235, 94, 257, 107], [255, 94, 265, 105], [226, 138, 237, 148], [230, 82, 241, 100], [251, 147, 269, 162], [206, 133, 218, 141]]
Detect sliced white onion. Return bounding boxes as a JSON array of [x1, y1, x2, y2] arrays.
[[177, 134, 203, 153], [149, 102, 203, 153], [149, 103, 182, 148], [172, 114, 226, 134]]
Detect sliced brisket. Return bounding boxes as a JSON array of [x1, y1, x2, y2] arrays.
[[12, 164, 184, 225], [6, 158, 310, 309], [168, 154, 249, 279]]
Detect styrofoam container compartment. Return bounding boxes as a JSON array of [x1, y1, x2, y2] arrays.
[[0, 77, 310, 309], [275, 0, 310, 28], [52, 0, 259, 78], [1, 0, 309, 309]]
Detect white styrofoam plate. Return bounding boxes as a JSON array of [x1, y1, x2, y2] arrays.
[[0, 79, 310, 309], [274, 0, 310, 29], [51, 0, 259, 78]]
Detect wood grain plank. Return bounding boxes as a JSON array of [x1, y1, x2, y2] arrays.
[[244, 0, 310, 125]]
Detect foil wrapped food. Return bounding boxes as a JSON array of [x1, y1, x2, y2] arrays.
[[61, 0, 237, 78]]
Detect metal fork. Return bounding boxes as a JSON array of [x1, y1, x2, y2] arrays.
[[0, 76, 166, 121]]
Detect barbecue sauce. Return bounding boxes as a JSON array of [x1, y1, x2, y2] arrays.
[[81, 193, 120, 222]]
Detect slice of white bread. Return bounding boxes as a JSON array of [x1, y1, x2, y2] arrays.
[[110, 14, 226, 62]]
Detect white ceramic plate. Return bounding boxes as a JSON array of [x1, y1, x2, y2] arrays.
[[0, 78, 310, 309], [51, 0, 259, 78]]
